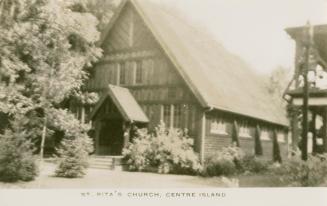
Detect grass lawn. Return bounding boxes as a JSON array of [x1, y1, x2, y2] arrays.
[[0, 162, 228, 189], [1, 162, 325, 188]]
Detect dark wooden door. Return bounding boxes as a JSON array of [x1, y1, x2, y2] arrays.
[[98, 120, 124, 155]]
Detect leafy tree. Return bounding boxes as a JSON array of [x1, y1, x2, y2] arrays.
[[68, 0, 118, 32], [265, 66, 292, 105], [0, 0, 102, 165]]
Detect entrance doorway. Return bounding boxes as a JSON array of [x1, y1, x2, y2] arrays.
[[98, 119, 124, 156]]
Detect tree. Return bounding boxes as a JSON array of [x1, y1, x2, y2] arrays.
[[68, 0, 118, 32], [265, 66, 292, 105], [0, 0, 102, 165]]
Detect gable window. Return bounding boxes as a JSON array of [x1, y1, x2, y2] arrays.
[[239, 121, 251, 138], [119, 62, 126, 85], [210, 118, 227, 135], [260, 128, 270, 140], [135, 60, 143, 84]]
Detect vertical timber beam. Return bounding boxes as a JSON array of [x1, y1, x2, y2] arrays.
[[311, 109, 317, 154], [290, 105, 300, 150], [123, 122, 131, 149], [200, 112, 206, 164], [323, 107, 327, 153], [94, 120, 101, 155]]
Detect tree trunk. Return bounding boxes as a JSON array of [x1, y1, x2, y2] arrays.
[[40, 116, 47, 161]]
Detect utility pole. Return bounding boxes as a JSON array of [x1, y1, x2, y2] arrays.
[[301, 21, 313, 161]]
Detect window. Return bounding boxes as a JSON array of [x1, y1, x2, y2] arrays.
[[239, 121, 251, 138], [135, 60, 143, 84], [119, 62, 126, 85], [163, 105, 171, 127], [173, 105, 182, 129], [161, 104, 185, 129], [210, 118, 227, 135], [260, 129, 270, 140]]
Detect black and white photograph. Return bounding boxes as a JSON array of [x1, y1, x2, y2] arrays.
[[0, 0, 326, 205]]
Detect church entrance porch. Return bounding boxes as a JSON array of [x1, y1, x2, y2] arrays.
[[90, 85, 149, 156]]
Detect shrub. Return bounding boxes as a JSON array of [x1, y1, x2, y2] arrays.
[[202, 145, 244, 177], [51, 109, 93, 178], [272, 154, 327, 187], [122, 129, 152, 172], [239, 155, 270, 174], [55, 135, 93, 178], [203, 157, 236, 177], [123, 122, 202, 175], [0, 129, 39, 182]]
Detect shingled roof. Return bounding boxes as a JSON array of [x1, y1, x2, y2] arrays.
[[101, 0, 288, 127], [90, 85, 149, 123]]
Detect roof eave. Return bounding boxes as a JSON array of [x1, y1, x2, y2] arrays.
[[206, 104, 289, 128]]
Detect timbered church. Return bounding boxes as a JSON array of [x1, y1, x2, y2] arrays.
[[74, 0, 288, 162]]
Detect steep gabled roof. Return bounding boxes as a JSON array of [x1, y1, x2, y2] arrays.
[[101, 0, 288, 127], [90, 84, 149, 123]]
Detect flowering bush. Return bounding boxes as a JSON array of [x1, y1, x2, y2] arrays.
[[123, 122, 202, 175], [271, 153, 327, 187]]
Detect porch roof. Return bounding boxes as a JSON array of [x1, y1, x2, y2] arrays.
[[90, 85, 149, 123]]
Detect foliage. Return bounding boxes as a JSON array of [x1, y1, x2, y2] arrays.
[[54, 109, 93, 178], [202, 145, 245, 177], [271, 154, 327, 187], [123, 122, 202, 175], [55, 136, 93, 178], [68, 0, 117, 32], [0, 0, 102, 115], [0, 127, 38, 182], [0, 0, 101, 174], [239, 155, 270, 174], [203, 157, 236, 177], [265, 66, 291, 105]]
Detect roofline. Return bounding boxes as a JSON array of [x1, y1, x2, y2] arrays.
[[99, 0, 288, 127], [89, 93, 108, 120], [206, 105, 289, 128], [90, 85, 149, 123], [98, 0, 209, 108], [98, 0, 129, 46], [131, 0, 209, 108], [107, 85, 132, 122], [285, 24, 327, 39]]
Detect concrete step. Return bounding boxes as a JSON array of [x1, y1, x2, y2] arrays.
[[88, 163, 114, 170], [89, 156, 125, 170], [89, 158, 114, 164]]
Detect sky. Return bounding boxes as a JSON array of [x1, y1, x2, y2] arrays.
[[158, 0, 327, 74]]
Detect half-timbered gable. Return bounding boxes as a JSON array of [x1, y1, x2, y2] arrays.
[[86, 2, 202, 140]]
